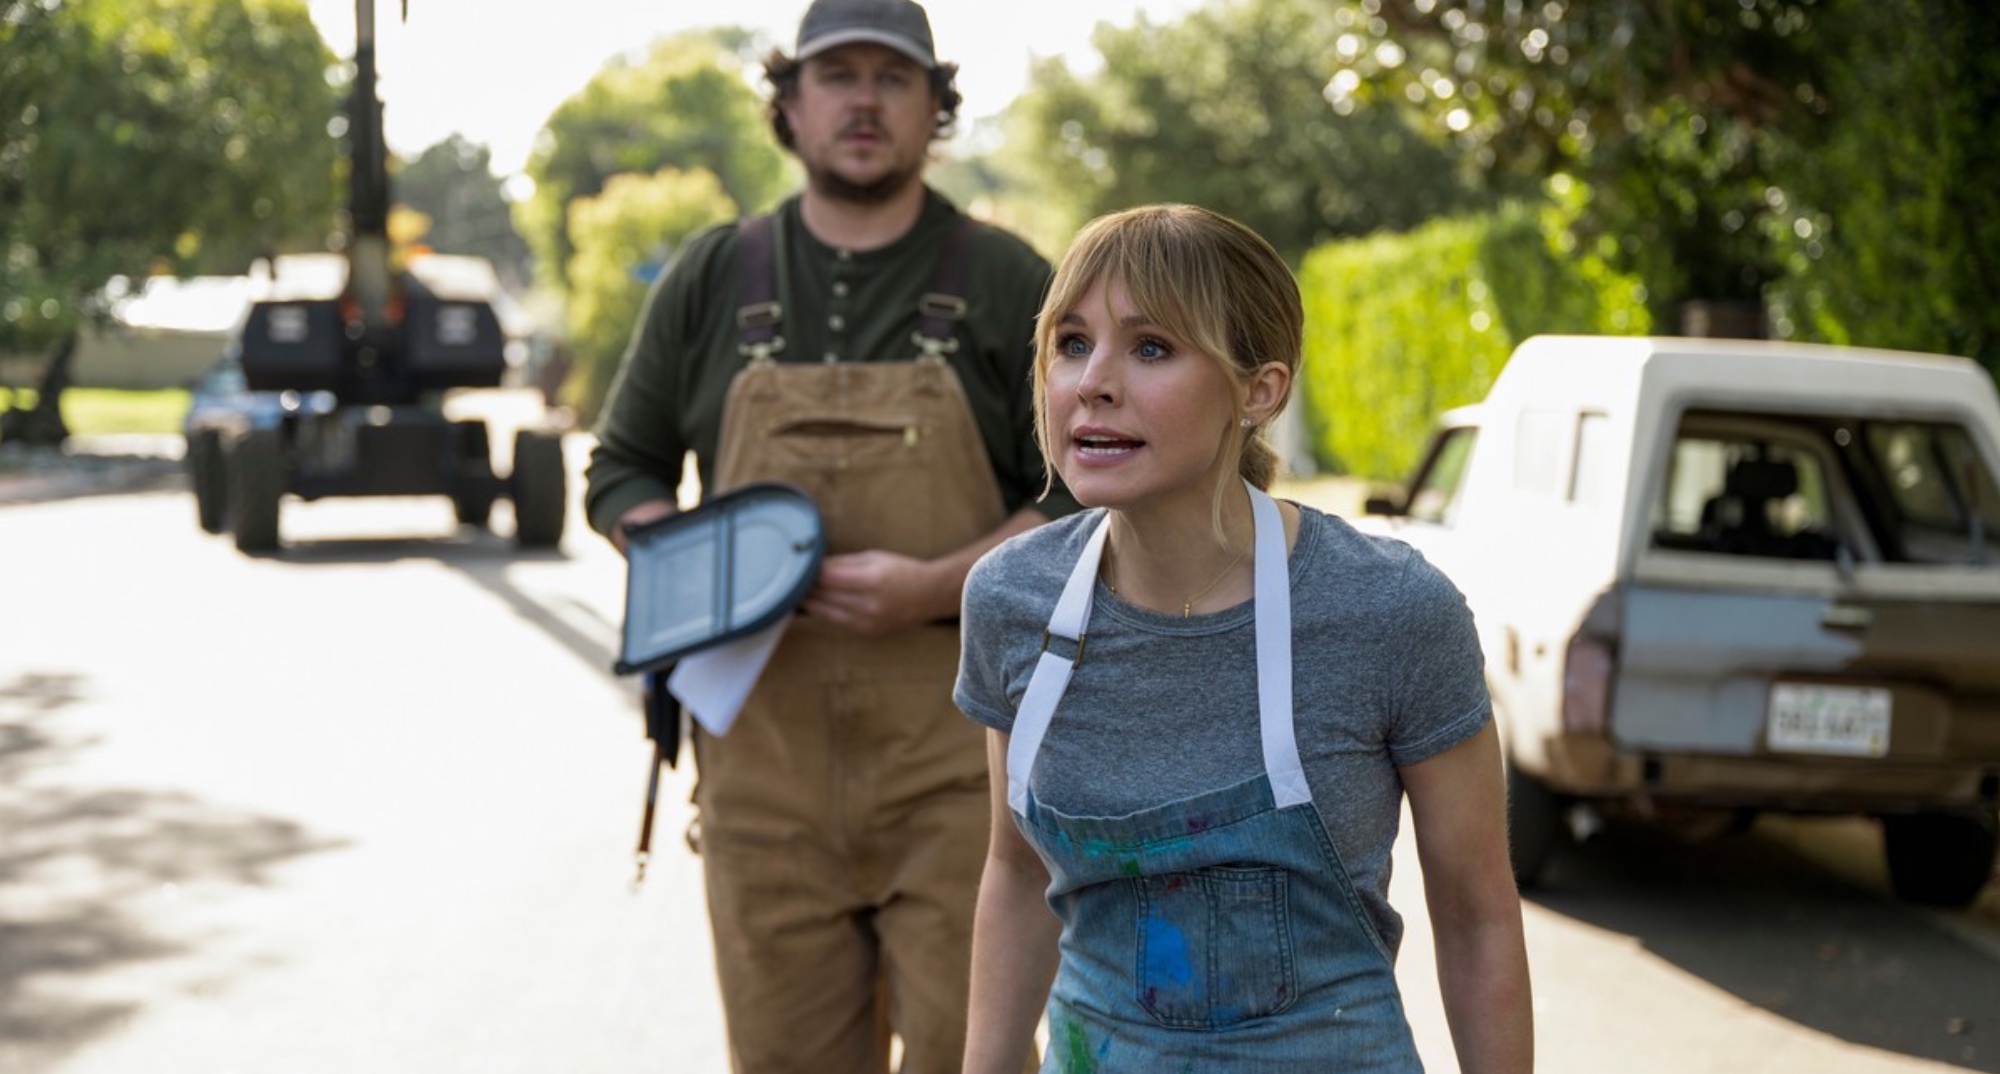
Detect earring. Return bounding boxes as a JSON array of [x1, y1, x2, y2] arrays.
[[1239, 416, 1254, 429]]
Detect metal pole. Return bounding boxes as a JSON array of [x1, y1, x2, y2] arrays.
[[346, 0, 392, 330]]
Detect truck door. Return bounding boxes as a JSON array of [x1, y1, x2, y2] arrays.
[[1614, 410, 2000, 769], [1362, 419, 1479, 574]]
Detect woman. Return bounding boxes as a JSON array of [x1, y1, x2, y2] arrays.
[[955, 205, 1532, 1073]]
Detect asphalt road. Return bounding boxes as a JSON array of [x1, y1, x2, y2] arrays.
[[0, 436, 1995, 1073]]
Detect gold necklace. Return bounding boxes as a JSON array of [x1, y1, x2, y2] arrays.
[[1107, 544, 1252, 617]]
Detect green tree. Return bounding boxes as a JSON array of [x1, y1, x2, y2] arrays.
[[997, 0, 1498, 263], [1350, 1, 2000, 367], [395, 133, 532, 289], [1354, 1, 1826, 328], [1298, 198, 1651, 479], [1764, 0, 2000, 370], [2, 0, 338, 441], [519, 31, 791, 296], [563, 166, 737, 420]]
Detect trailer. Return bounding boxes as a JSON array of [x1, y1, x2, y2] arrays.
[[189, 0, 565, 553]]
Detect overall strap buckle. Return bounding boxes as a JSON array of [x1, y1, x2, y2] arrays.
[[736, 300, 785, 364], [735, 215, 784, 365], [912, 292, 967, 362], [1038, 628, 1087, 666], [909, 216, 979, 362]]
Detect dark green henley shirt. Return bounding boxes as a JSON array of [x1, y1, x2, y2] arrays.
[[585, 189, 1079, 539]]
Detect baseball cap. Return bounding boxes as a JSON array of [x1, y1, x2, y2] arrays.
[[795, 0, 938, 69]]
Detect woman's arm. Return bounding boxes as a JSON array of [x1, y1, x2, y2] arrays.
[[964, 730, 1061, 1074], [1401, 719, 1534, 1074]]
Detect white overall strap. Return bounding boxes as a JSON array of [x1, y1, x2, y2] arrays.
[[1006, 512, 1112, 815], [1250, 484, 1310, 808]]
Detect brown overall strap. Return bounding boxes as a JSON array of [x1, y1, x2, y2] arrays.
[[735, 214, 784, 362], [734, 209, 982, 363], [912, 213, 978, 360]]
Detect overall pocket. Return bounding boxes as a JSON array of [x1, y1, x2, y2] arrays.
[[1133, 865, 1298, 1029]]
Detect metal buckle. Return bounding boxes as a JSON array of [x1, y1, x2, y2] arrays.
[[1038, 628, 1086, 666], [737, 336, 786, 363], [918, 293, 967, 320], [737, 301, 786, 364], [736, 300, 782, 329], [910, 331, 960, 362]]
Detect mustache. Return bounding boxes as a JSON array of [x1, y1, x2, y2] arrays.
[[839, 119, 886, 138]]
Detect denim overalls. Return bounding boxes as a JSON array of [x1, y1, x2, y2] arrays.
[[1006, 485, 1423, 1072]]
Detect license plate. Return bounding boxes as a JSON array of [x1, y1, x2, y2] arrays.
[[1766, 683, 1892, 758]]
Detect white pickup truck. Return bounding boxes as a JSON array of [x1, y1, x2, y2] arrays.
[[1359, 335, 2000, 907]]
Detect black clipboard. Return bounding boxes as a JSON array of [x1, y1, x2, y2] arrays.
[[614, 482, 825, 677]]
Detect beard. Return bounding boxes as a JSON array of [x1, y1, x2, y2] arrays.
[[800, 147, 927, 206]]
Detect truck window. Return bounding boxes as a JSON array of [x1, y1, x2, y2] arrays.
[[1513, 409, 1568, 499], [1647, 410, 2000, 566], [1650, 432, 1839, 559], [1861, 422, 2000, 564], [1409, 426, 1478, 525], [1570, 412, 1613, 507]]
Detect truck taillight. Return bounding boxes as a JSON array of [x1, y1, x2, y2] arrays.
[[1562, 633, 1614, 735]]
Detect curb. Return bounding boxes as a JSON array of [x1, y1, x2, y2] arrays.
[[0, 436, 187, 507]]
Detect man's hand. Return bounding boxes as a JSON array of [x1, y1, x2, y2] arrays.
[[801, 507, 1051, 636], [611, 498, 679, 555], [801, 550, 951, 636]]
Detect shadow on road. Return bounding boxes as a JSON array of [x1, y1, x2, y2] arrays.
[[255, 529, 568, 566], [263, 534, 620, 680], [0, 671, 345, 1071], [1530, 819, 1997, 1071], [446, 554, 624, 681]]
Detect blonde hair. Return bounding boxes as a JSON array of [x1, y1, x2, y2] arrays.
[[1033, 204, 1303, 530]]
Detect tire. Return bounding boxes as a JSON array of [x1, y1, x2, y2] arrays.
[[452, 421, 495, 529], [510, 429, 567, 549], [230, 429, 285, 553], [188, 428, 227, 534], [1507, 759, 1566, 889], [453, 492, 495, 528], [1881, 812, 1999, 908]]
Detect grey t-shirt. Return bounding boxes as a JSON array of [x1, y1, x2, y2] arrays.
[[954, 503, 1491, 955]]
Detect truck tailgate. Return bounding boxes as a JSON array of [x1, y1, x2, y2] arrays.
[[1610, 584, 2000, 763]]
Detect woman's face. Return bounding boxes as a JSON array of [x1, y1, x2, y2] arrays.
[[1045, 275, 1241, 515]]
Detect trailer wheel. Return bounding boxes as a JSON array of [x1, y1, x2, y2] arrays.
[[452, 420, 495, 528], [511, 429, 566, 549], [188, 428, 228, 534], [453, 492, 495, 529], [1882, 811, 1998, 908], [1506, 759, 1566, 889], [230, 429, 285, 553]]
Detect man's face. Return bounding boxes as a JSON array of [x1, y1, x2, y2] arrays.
[[782, 43, 939, 205]]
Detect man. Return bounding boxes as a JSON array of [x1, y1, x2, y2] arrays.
[[583, 2, 1074, 1071]]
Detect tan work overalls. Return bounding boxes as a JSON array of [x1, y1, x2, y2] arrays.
[[695, 212, 1005, 1074]]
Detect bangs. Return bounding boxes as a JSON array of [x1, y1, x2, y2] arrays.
[[1037, 209, 1236, 367]]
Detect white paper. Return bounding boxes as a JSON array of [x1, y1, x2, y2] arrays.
[[667, 618, 791, 737]]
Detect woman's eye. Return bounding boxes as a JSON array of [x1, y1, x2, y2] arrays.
[[1056, 334, 1090, 358], [1135, 338, 1173, 361]]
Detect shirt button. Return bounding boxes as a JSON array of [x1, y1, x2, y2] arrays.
[[832, 282, 849, 298], [823, 351, 840, 362], [829, 314, 846, 331]]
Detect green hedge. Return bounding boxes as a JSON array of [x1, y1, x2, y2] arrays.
[[0, 387, 190, 439], [1296, 202, 1650, 481]]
